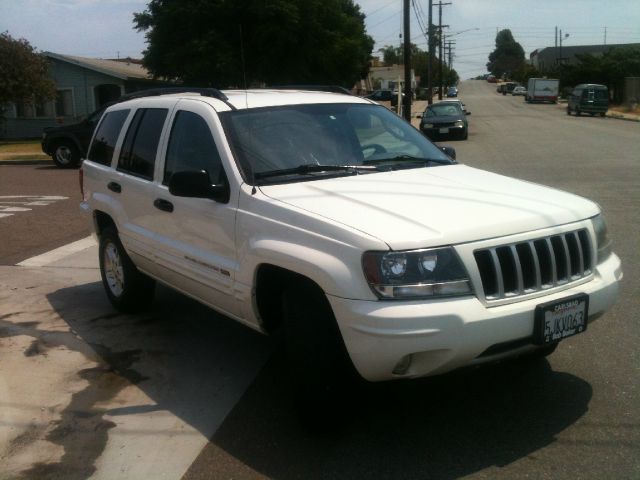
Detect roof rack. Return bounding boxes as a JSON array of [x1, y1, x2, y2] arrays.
[[117, 87, 236, 110], [267, 85, 353, 95]]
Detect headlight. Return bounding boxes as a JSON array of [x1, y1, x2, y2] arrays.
[[423, 123, 434, 128], [592, 214, 612, 263], [455, 120, 464, 126], [362, 247, 472, 299]]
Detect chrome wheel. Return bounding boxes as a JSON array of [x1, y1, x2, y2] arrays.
[[103, 241, 124, 297], [54, 145, 73, 166]]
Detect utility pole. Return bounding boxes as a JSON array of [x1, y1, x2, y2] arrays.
[[445, 40, 455, 68], [436, 1, 451, 100], [604, 26, 607, 45], [427, 0, 434, 104], [403, 0, 411, 120], [559, 29, 569, 65], [555, 26, 558, 64]]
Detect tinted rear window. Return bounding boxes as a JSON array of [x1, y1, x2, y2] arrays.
[[118, 108, 168, 180], [88, 109, 130, 166]]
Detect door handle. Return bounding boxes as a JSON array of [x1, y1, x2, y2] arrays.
[[154, 198, 174, 212], [107, 181, 121, 193]]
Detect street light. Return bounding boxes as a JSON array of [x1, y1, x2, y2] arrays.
[[559, 30, 570, 64]]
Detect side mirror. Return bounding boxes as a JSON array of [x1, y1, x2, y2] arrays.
[[169, 170, 230, 203], [440, 146, 456, 160], [465, 111, 471, 115]]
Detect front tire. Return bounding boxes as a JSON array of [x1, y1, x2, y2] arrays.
[[529, 342, 559, 359], [52, 141, 80, 168], [282, 279, 360, 424], [99, 228, 155, 312]]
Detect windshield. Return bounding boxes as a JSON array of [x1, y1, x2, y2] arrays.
[[220, 103, 452, 185], [425, 104, 462, 117]]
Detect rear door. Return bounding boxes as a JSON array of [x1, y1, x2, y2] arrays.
[[113, 102, 171, 268]]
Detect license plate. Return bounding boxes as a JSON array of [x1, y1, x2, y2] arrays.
[[439, 128, 449, 133], [533, 294, 589, 345]]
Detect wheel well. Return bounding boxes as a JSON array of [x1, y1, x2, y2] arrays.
[[255, 264, 324, 334], [93, 211, 116, 237], [51, 136, 80, 152]]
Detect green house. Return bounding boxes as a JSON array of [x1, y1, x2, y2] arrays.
[[1, 52, 170, 139]]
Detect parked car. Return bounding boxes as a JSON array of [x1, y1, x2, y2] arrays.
[[438, 98, 467, 111], [80, 87, 621, 411], [364, 89, 404, 106], [419, 101, 470, 140], [512, 86, 527, 96], [41, 106, 107, 168], [500, 82, 519, 95], [567, 84, 608, 116], [446, 86, 458, 97]]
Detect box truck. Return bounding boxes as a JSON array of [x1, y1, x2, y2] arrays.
[[526, 78, 560, 103]]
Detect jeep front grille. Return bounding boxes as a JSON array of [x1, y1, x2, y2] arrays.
[[474, 229, 593, 300]]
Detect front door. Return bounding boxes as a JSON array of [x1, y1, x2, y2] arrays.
[[149, 100, 242, 320]]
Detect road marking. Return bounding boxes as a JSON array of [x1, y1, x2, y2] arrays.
[[18, 236, 96, 267], [0, 195, 69, 218]]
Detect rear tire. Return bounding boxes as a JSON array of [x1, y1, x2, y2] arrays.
[[567, 106, 571, 115], [99, 228, 155, 312]]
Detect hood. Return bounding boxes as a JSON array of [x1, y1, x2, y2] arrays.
[[422, 115, 465, 123], [259, 165, 599, 250]]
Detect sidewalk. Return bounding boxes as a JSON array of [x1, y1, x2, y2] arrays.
[[0, 239, 272, 479]]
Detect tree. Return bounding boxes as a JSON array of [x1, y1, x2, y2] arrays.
[[487, 29, 525, 79], [379, 45, 402, 66], [0, 32, 56, 118], [133, 0, 374, 88], [554, 46, 640, 103]]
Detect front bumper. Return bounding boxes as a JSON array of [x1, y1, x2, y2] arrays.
[[329, 253, 622, 382], [421, 124, 466, 139]]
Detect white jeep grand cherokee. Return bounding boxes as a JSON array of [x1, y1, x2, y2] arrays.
[[80, 88, 622, 389]]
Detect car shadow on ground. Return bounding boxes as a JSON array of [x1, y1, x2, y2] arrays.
[[182, 349, 592, 479], [40, 281, 592, 480]]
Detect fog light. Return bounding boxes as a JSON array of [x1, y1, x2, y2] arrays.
[[392, 354, 413, 375]]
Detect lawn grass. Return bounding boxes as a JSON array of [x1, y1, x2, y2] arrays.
[[0, 140, 49, 160], [609, 104, 640, 116]]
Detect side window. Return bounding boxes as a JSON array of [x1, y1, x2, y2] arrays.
[[88, 109, 130, 166], [163, 110, 225, 186], [118, 108, 168, 180]]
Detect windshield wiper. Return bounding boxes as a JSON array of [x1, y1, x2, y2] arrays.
[[363, 154, 453, 168], [254, 164, 378, 181]]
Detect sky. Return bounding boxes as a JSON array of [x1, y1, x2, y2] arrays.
[[1, 0, 639, 80]]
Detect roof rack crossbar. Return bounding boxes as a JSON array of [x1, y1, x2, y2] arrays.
[[119, 87, 236, 110]]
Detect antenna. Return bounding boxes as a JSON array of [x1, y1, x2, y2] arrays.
[[239, 25, 248, 107], [238, 24, 255, 193]]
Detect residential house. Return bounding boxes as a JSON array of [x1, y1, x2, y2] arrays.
[[1, 52, 170, 139], [363, 64, 416, 93]]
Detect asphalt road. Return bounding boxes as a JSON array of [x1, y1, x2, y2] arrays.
[[0, 159, 88, 265], [183, 81, 640, 480], [0, 81, 638, 479]]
